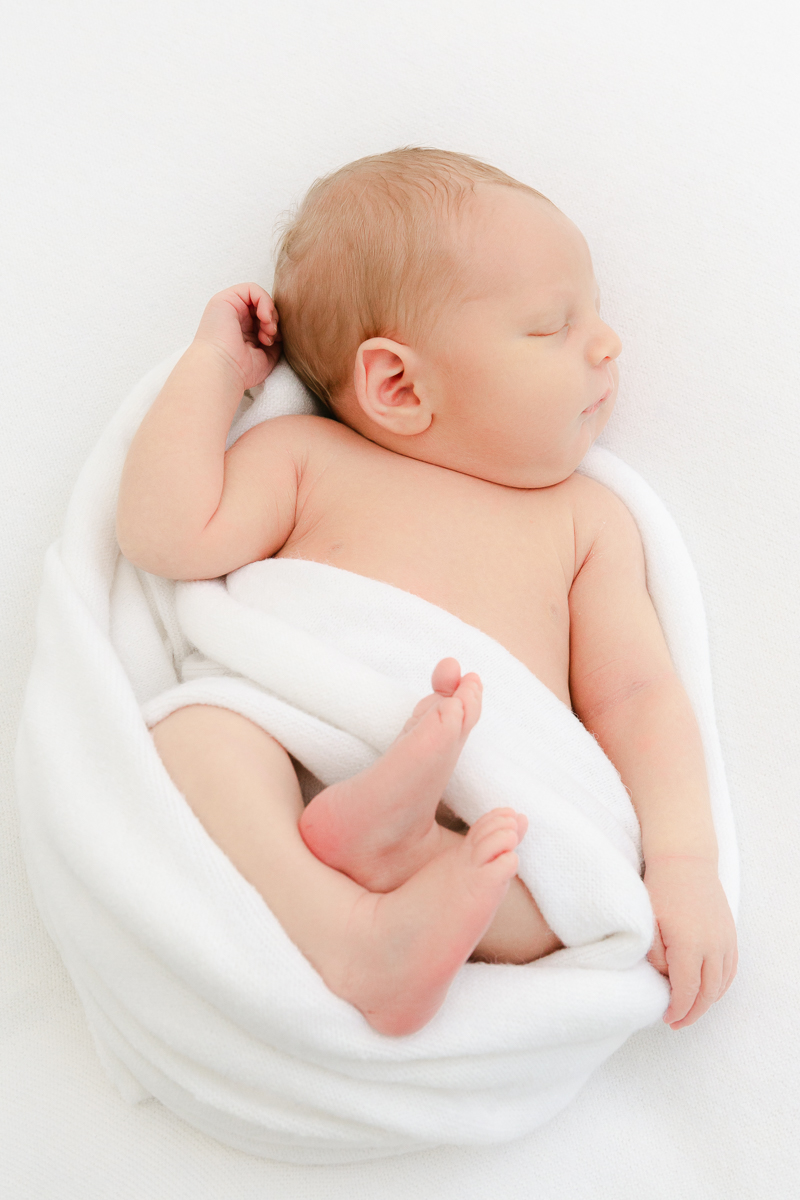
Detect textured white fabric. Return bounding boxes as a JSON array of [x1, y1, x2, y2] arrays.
[[3, 0, 798, 1195], [18, 352, 738, 1161]]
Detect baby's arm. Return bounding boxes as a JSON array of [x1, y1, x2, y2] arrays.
[[117, 285, 297, 580], [568, 481, 737, 1029]]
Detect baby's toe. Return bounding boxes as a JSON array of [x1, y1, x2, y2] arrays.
[[466, 809, 521, 867], [454, 673, 483, 733], [435, 695, 470, 740], [403, 691, 443, 732], [431, 657, 462, 696]]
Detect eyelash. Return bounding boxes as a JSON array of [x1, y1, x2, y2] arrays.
[[530, 324, 568, 338]]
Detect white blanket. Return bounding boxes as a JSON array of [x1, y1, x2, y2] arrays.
[[15, 354, 738, 1165]]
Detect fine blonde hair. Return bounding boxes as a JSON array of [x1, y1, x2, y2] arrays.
[[272, 147, 549, 406]]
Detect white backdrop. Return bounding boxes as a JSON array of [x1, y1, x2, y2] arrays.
[[2, 2, 798, 1196]]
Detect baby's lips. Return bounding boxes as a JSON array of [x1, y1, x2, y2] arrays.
[[583, 370, 616, 414], [581, 391, 607, 416]]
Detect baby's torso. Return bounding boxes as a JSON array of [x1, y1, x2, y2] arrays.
[[271, 418, 588, 706]]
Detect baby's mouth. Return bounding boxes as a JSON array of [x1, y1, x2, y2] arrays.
[[582, 363, 617, 417], [581, 389, 610, 417]]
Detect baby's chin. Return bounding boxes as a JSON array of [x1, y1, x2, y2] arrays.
[[461, 410, 613, 488], [447, 454, 584, 490], [473, 432, 605, 489]]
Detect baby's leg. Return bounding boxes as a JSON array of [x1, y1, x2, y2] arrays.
[[299, 658, 562, 964], [298, 661, 487, 892], [151, 704, 523, 1036]]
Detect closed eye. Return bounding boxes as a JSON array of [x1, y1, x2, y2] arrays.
[[528, 324, 568, 338]]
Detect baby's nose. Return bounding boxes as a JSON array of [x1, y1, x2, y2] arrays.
[[589, 321, 622, 365]]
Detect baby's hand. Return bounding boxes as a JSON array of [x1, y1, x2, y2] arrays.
[[194, 283, 281, 391], [644, 856, 738, 1029]]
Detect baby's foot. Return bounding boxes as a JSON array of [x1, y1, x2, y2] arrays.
[[336, 808, 523, 1035], [299, 659, 484, 892]]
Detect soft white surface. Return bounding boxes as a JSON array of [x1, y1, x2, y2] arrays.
[[2, 0, 798, 1195]]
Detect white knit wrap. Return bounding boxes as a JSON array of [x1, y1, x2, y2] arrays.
[[15, 355, 737, 1163]]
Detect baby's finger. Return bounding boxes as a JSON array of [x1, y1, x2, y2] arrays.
[[257, 307, 279, 345], [719, 943, 739, 998], [226, 283, 277, 341], [224, 282, 268, 313], [252, 287, 276, 316], [669, 956, 723, 1029], [663, 952, 702, 1026], [646, 924, 668, 976], [230, 281, 269, 304]]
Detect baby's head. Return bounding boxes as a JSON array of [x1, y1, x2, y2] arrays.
[[273, 148, 621, 488]]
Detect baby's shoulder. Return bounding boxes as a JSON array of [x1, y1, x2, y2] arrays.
[[242, 411, 363, 460], [558, 471, 643, 567], [560, 470, 628, 514]]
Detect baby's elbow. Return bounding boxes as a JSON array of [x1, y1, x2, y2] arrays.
[[115, 519, 149, 573], [114, 523, 194, 581], [115, 540, 171, 580]]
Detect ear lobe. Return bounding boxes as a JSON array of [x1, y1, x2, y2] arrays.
[[354, 337, 432, 435]]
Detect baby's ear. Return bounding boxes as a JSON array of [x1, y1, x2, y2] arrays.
[[353, 338, 432, 436]]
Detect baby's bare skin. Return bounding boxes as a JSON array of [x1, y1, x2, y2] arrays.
[[152, 686, 534, 1036], [119, 183, 737, 1034]]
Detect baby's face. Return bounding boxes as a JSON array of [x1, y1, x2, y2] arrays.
[[421, 186, 621, 488]]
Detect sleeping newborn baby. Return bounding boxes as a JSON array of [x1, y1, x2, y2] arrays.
[[116, 148, 737, 1037]]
